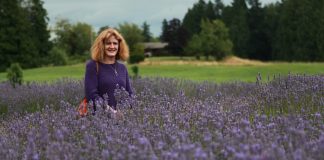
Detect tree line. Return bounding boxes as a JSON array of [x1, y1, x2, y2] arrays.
[[0, 0, 51, 71], [161, 0, 324, 61], [1, 0, 324, 71], [0, 0, 154, 71]]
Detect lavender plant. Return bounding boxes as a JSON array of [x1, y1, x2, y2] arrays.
[[0, 74, 323, 159]]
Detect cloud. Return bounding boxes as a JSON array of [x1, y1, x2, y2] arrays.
[[43, 0, 279, 37]]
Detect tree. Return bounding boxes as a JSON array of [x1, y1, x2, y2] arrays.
[[205, 1, 216, 20], [201, 19, 233, 60], [316, 1, 324, 61], [223, 0, 250, 58], [185, 34, 203, 59], [52, 18, 72, 53], [0, 0, 50, 71], [246, 0, 270, 60], [214, 0, 225, 19], [117, 22, 144, 53], [53, 19, 95, 56], [263, 3, 280, 60], [187, 19, 232, 60], [71, 22, 94, 55], [160, 18, 188, 55], [274, 0, 321, 61], [0, 0, 22, 71], [141, 21, 152, 42], [160, 19, 169, 42], [25, 0, 52, 63], [182, 0, 207, 38], [167, 18, 183, 55]]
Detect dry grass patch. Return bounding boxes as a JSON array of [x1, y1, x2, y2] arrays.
[[139, 56, 268, 66]]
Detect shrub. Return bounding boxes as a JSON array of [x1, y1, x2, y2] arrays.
[[129, 43, 145, 64], [129, 54, 145, 64], [6, 63, 23, 88], [49, 46, 68, 66], [131, 65, 139, 78]]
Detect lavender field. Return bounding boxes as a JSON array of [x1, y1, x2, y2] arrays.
[[0, 75, 323, 160]]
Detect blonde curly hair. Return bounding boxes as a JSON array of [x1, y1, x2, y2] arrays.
[[91, 28, 129, 61]]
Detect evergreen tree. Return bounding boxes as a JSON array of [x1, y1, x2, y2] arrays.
[[223, 0, 250, 58], [247, 0, 270, 60], [263, 3, 280, 60], [0, 0, 39, 71], [142, 21, 152, 42], [160, 18, 188, 55], [166, 18, 183, 55], [205, 1, 216, 20], [25, 0, 52, 63], [182, 0, 207, 38], [0, 0, 21, 71], [316, 0, 324, 61], [275, 0, 320, 61], [0, 0, 51, 71], [160, 19, 169, 42], [214, 0, 225, 19]]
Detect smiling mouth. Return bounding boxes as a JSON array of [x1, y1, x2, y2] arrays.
[[107, 49, 117, 52]]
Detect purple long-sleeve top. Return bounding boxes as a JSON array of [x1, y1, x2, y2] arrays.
[[84, 60, 132, 109]]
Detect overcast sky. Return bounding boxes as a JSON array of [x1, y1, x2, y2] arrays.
[[43, 0, 280, 37]]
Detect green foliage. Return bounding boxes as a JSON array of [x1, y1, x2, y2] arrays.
[[180, 0, 324, 62], [182, 0, 208, 37], [223, 0, 250, 58], [0, 104, 8, 115], [185, 34, 203, 59], [274, 0, 324, 61], [142, 22, 152, 42], [131, 65, 139, 78], [6, 63, 23, 88], [129, 43, 145, 64], [132, 43, 145, 55], [129, 55, 145, 64], [160, 18, 188, 56], [187, 19, 232, 60], [53, 19, 95, 56], [246, 0, 271, 60], [48, 47, 68, 66], [0, 0, 51, 71], [118, 22, 144, 53]]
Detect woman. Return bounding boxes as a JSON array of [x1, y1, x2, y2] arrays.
[[84, 28, 133, 112]]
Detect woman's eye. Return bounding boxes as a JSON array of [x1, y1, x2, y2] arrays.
[[106, 42, 118, 45]]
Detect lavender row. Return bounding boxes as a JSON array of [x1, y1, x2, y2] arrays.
[[0, 74, 323, 159]]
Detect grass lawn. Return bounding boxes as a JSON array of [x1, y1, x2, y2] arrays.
[[0, 57, 323, 83], [135, 63, 324, 82]]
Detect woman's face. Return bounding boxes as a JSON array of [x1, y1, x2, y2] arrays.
[[104, 36, 119, 57]]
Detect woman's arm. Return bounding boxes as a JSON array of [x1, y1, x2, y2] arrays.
[[125, 68, 133, 96], [85, 60, 100, 104]]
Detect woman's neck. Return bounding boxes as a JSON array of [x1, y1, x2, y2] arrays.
[[102, 56, 116, 64]]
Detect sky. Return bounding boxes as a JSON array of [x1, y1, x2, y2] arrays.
[[43, 0, 280, 37]]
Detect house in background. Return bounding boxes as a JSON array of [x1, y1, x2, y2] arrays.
[[141, 42, 168, 57]]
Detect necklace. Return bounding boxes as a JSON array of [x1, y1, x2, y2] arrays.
[[109, 63, 118, 76]]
